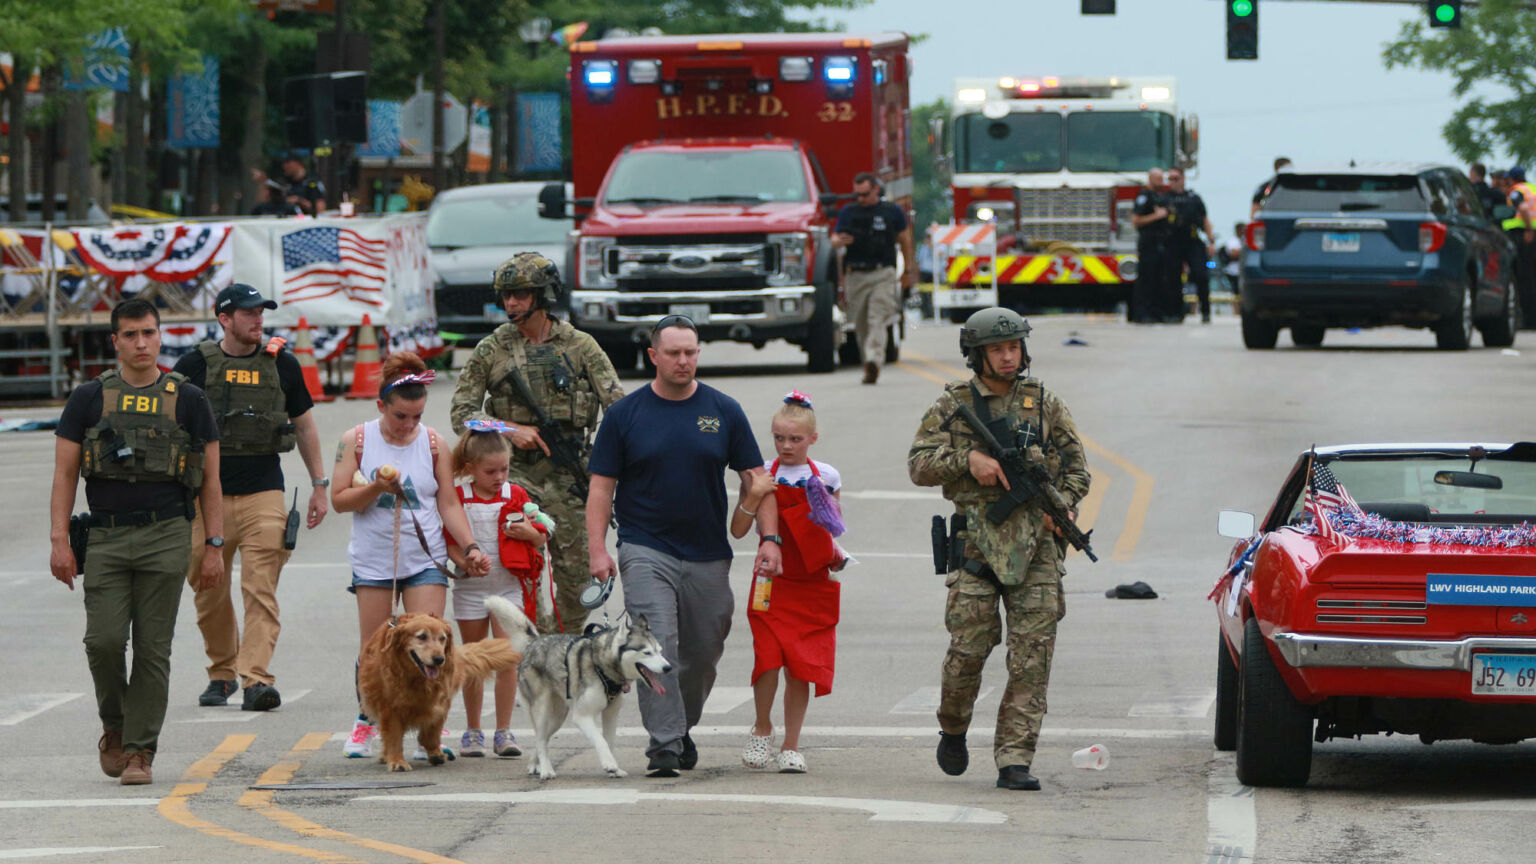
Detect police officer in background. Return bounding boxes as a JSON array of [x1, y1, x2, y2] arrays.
[[1504, 166, 1536, 328], [450, 253, 626, 633], [1130, 168, 1172, 323], [1470, 163, 1504, 217], [172, 284, 330, 712], [907, 308, 1091, 791], [1166, 167, 1216, 324], [50, 299, 225, 786], [831, 172, 916, 385]]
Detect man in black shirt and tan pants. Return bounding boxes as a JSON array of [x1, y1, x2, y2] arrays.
[[831, 172, 916, 385]]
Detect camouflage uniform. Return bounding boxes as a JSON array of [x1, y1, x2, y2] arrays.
[[907, 374, 1089, 770], [450, 316, 624, 633]]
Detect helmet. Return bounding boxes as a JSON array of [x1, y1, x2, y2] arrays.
[[492, 252, 563, 309], [960, 307, 1032, 372]]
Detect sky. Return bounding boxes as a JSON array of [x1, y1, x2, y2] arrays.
[[799, 0, 1491, 238]]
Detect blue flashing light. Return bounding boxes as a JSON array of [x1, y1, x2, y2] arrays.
[[823, 57, 855, 83], [584, 60, 617, 88]]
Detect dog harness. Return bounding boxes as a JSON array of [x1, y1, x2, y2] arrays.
[[564, 625, 626, 702]]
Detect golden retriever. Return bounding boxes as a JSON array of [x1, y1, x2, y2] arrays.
[[357, 612, 523, 772]]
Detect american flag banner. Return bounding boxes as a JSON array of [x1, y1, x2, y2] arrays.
[[1304, 459, 1360, 545], [280, 226, 388, 307]]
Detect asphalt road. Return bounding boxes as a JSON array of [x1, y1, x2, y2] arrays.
[[3, 312, 1534, 863]]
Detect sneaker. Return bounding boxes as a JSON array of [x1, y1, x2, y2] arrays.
[[741, 730, 775, 769], [936, 731, 968, 776], [241, 683, 281, 712], [679, 733, 697, 770], [861, 362, 880, 385], [459, 729, 486, 757], [412, 729, 456, 761], [119, 751, 154, 786], [493, 729, 522, 758], [343, 719, 377, 759], [98, 729, 127, 778], [776, 749, 807, 774], [646, 751, 681, 777], [198, 679, 238, 707]]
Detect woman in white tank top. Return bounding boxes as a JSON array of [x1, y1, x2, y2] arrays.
[[329, 355, 491, 756]]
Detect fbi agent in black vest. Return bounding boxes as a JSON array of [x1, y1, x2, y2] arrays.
[[172, 283, 330, 712], [51, 298, 225, 785]]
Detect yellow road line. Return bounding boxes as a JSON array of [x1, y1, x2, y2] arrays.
[[158, 734, 363, 863], [240, 733, 465, 864], [1070, 469, 1110, 559], [899, 350, 1154, 561]]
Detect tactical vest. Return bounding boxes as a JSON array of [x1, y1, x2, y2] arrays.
[[81, 370, 204, 489], [484, 326, 601, 435], [199, 340, 296, 456]]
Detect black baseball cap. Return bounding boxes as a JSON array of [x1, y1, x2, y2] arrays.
[[215, 283, 278, 315]]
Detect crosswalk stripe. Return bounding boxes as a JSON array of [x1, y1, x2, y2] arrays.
[[889, 686, 994, 715], [701, 686, 755, 715], [178, 689, 313, 724], [0, 693, 82, 726], [1128, 690, 1216, 718], [0, 847, 162, 859]]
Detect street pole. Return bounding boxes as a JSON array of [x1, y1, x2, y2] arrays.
[[432, 0, 446, 194]]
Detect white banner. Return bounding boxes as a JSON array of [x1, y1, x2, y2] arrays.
[[231, 214, 435, 329]]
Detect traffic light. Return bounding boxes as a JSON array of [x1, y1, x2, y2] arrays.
[[1427, 1, 1462, 28], [1226, 0, 1258, 60], [1081, 0, 1116, 13]]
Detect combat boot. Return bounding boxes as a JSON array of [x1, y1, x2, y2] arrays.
[[936, 731, 968, 776], [996, 764, 1041, 791]]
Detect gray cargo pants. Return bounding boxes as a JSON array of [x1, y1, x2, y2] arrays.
[[618, 542, 734, 759]]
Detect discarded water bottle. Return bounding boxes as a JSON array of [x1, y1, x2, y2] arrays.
[[1071, 744, 1109, 770]]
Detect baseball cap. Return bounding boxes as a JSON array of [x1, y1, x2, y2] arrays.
[[1508, 166, 1527, 183], [215, 283, 278, 315]]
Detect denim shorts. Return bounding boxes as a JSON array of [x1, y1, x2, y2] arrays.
[[347, 567, 450, 594]]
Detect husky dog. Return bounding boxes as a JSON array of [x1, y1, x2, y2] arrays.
[[485, 595, 672, 779]]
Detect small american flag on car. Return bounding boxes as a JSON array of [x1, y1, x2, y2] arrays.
[[1304, 458, 1361, 545], [281, 226, 388, 305]]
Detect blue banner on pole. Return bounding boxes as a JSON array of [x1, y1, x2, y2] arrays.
[[63, 29, 130, 92], [516, 93, 562, 174], [356, 100, 401, 158], [167, 56, 220, 149]]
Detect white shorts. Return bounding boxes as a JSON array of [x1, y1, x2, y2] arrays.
[[451, 569, 526, 621]]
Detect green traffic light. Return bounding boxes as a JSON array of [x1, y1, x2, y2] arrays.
[[1434, 4, 1456, 22], [1232, 0, 1254, 16]]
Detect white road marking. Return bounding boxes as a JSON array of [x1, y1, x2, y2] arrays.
[[0, 848, 161, 860], [0, 800, 158, 809], [1205, 752, 1256, 864], [701, 686, 755, 715], [176, 689, 313, 723], [353, 788, 1006, 825], [890, 686, 994, 715], [320, 725, 1201, 741], [839, 490, 945, 501], [1404, 800, 1536, 812], [0, 693, 82, 727], [1129, 690, 1216, 718]]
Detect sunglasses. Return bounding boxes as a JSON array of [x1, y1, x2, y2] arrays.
[[652, 314, 699, 334], [497, 287, 537, 300]]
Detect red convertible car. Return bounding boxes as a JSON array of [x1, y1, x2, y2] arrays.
[[1211, 443, 1536, 787]]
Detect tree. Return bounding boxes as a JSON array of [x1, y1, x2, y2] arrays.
[[1383, 0, 1536, 164], [910, 98, 950, 230]]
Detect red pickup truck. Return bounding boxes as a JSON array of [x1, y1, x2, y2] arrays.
[[540, 33, 912, 372]]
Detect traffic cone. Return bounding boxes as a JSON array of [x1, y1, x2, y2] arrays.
[[293, 317, 334, 403], [345, 314, 383, 400]]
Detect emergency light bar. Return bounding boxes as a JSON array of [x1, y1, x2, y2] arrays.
[[997, 76, 1127, 100], [824, 55, 856, 98], [583, 59, 618, 103]]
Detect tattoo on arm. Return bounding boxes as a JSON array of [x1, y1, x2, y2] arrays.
[[334, 441, 345, 464]]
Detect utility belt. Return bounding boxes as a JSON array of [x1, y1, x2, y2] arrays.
[[930, 513, 1004, 590], [88, 498, 192, 529], [845, 260, 892, 272]]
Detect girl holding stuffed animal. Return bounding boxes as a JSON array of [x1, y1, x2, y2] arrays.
[[729, 390, 846, 774], [444, 425, 552, 759], [331, 352, 492, 759]]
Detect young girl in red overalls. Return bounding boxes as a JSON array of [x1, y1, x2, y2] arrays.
[[730, 391, 847, 774]]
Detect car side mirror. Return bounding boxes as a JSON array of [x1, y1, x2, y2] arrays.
[[1217, 509, 1256, 539], [820, 192, 848, 219], [538, 182, 567, 220]]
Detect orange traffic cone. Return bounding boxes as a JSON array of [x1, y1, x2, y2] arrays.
[[345, 314, 383, 400], [293, 317, 334, 403]]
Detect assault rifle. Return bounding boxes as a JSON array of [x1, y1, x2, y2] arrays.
[[500, 366, 614, 526], [951, 401, 1098, 562]]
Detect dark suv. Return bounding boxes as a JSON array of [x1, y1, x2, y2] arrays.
[[1240, 163, 1518, 350]]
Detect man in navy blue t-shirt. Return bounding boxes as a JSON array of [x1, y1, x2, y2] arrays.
[[587, 316, 780, 777]]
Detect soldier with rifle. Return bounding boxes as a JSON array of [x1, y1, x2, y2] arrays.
[[450, 253, 625, 633], [907, 307, 1092, 791]]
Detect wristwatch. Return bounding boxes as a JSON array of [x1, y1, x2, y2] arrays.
[[760, 534, 783, 546], [205, 536, 225, 548], [312, 477, 330, 488]]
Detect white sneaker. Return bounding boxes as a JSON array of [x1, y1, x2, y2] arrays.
[[343, 719, 376, 759], [412, 728, 456, 761]]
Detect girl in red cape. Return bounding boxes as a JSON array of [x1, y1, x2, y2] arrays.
[[730, 391, 848, 774]]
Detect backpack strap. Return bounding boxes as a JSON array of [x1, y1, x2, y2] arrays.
[[352, 424, 366, 461]]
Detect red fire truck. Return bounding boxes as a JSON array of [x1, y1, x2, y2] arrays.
[[540, 33, 912, 372]]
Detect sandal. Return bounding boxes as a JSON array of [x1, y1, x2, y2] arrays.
[[741, 731, 775, 769], [776, 749, 807, 774]]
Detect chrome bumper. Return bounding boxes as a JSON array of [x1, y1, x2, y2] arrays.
[[1272, 632, 1536, 671], [570, 285, 817, 332]]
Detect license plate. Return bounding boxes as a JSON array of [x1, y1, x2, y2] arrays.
[[1471, 654, 1536, 696], [483, 302, 503, 322], [1322, 232, 1360, 253], [668, 303, 710, 325], [947, 290, 983, 305]]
